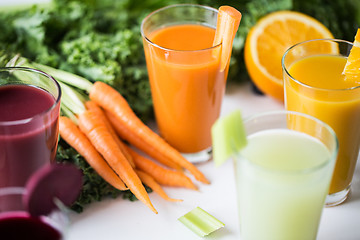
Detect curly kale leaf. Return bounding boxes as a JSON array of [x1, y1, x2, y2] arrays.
[[292, 0, 359, 41], [56, 140, 152, 213]]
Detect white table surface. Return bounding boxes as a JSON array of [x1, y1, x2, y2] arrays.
[[67, 82, 360, 240]]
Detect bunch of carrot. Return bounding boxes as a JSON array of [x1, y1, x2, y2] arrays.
[[58, 80, 209, 214]]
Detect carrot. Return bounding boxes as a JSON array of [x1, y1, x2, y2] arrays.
[[78, 110, 157, 214], [85, 101, 135, 168], [126, 146, 198, 190], [135, 170, 183, 202], [106, 111, 182, 171], [59, 116, 128, 191], [88, 81, 209, 184], [213, 6, 242, 71]]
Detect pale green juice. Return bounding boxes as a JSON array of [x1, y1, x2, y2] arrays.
[[235, 129, 335, 240]]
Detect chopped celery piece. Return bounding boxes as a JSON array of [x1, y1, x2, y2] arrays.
[[178, 207, 225, 237], [211, 110, 247, 167]]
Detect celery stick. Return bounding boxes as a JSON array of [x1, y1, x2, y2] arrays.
[[59, 82, 86, 115], [211, 110, 247, 167], [31, 62, 93, 93], [178, 207, 225, 237]]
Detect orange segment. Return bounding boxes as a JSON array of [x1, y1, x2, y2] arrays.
[[343, 28, 360, 83], [213, 6, 242, 71], [244, 11, 334, 102]]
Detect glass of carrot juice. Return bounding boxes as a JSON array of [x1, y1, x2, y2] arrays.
[[282, 39, 360, 206], [141, 4, 230, 163]]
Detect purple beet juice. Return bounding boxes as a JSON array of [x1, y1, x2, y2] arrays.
[[0, 84, 60, 189], [0, 211, 62, 240]]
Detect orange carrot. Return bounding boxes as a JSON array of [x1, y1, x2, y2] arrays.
[[59, 116, 128, 191], [85, 101, 135, 168], [126, 146, 198, 190], [135, 170, 183, 202], [106, 111, 182, 171], [213, 6, 242, 71], [78, 110, 157, 214], [88, 81, 209, 184]]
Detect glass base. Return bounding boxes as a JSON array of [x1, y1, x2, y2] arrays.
[[325, 185, 351, 207], [181, 147, 212, 164]]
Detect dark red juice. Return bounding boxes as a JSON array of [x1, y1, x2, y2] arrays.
[[0, 211, 62, 240], [0, 85, 60, 189]]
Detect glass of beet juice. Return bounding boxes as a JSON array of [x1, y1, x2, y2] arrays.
[[0, 67, 61, 190], [0, 187, 68, 240]]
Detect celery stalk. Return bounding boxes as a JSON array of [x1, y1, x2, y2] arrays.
[[58, 81, 86, 115], [60, 103, 79, 125], [178, 207, 225, 237], [31, 62, 93, 93], [211, 110, 247, 167]]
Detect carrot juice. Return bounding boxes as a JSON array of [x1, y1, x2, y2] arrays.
[[284, 49, 360, 205], [144, 24, 226, 154]]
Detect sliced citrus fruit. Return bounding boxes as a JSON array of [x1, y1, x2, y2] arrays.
[[213, 6, 242, 71], [244, 11, 334, 102], [343, 28, 360, 82]]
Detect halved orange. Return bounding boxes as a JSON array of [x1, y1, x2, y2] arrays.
[[244, 11, 334, 102], [343, 28, 360, 82]]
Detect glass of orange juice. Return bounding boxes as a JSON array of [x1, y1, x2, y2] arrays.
[[141, 4, 229, 163], [282, 39, 360, 206]]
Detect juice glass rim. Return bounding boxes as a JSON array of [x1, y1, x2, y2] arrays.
[[140, 3, 222, 53], [0, 187, 25, 196], [0, 67, 61, 127], [237, 110, 339, 175], [282, 38, 360, 92]]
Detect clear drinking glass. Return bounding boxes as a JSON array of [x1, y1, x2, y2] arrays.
[[0, 187, 69, 240], [234, 111, 338, 240], [141, 4, 229, 163], [282, 39, 360, 206], [0, 67, 61, 189]]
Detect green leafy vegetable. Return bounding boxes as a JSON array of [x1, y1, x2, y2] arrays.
[[56, 141, 152, 213]]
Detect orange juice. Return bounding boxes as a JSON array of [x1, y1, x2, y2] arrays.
[[285, 55, 360, 194], [143, 24, 227, 153]]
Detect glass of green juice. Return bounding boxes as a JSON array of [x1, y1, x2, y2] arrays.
[[234, 111, 338, 240]]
